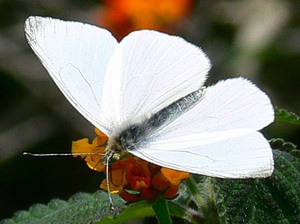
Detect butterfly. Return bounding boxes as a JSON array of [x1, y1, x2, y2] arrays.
[[25, 16, 274, 179]]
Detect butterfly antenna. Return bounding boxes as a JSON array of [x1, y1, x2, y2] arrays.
[[23, 152, 103, 156], [106, 154, 115, 210]]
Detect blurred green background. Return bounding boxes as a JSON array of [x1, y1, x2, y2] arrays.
[[0, 0, 299, 220]]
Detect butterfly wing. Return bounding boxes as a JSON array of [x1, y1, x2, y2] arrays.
[[101, 30, 211, 129], [130, 78, 274, 178], [133, 131, 273, 178], [25, 16, 118, 135]]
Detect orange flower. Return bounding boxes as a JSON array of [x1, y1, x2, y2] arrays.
[[161, 167, 190, 185], [95, 0, 193, 39], [71, 128, 107, 172], [100, 159, 128, 193], [72, 128, 190, 202]]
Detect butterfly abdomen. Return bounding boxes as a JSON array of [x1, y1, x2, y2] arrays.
[[109, 88, 205, 154]]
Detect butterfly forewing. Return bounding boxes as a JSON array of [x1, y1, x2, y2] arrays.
[[101, 30, 211, 128], [25, 16, 118, 135]]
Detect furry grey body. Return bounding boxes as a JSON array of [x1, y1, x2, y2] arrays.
[[108, 88, 205, 155]]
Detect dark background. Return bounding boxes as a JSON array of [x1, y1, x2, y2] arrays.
[[0, 0, 299, 220]]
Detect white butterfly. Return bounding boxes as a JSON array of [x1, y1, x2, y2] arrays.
[[25, 16, 274, 179]]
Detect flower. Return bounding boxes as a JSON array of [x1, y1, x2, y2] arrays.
[[72, 128, 108, 172], [95, 0, 193, 39], [72, 129, 190, 202]]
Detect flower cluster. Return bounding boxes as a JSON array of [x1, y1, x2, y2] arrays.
[[95, 0, 193, 39], [72, 128, 190, 202]]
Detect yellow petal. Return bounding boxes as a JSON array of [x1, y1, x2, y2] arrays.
[[94, 128, 109, 145], [161, 167, 190, 185], [72, 137, 105, 172], [100, 179, 121, 194], [72, 138, 95, 157]]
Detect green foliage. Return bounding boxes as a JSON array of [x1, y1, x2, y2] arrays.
[[151, 197, 172, 224], [93, 200, 155, 224], [186, 176, 219, 224], [270, 138, 299, 157], [215, 149, 300, 224], [0, 191, 125, 224], [275, 107, 300, 125], [1, 143, 299, 224]]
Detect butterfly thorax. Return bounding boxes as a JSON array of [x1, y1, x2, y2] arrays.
[[103, 87, 206, 164]]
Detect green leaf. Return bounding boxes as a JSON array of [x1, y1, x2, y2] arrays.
[[270, 138, 299, 157], [186, 176, 218, 218], [0, 191, 125, 224], [152, 197, 172, 224], [275, 107, 300, 125], [215, 149, 300, 224], [94, 196, 204, 224], [187, 176, 220, 224], [93, 200, 154, 224], [168, 201, 204, 224], [0, 188, 202, 224]]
